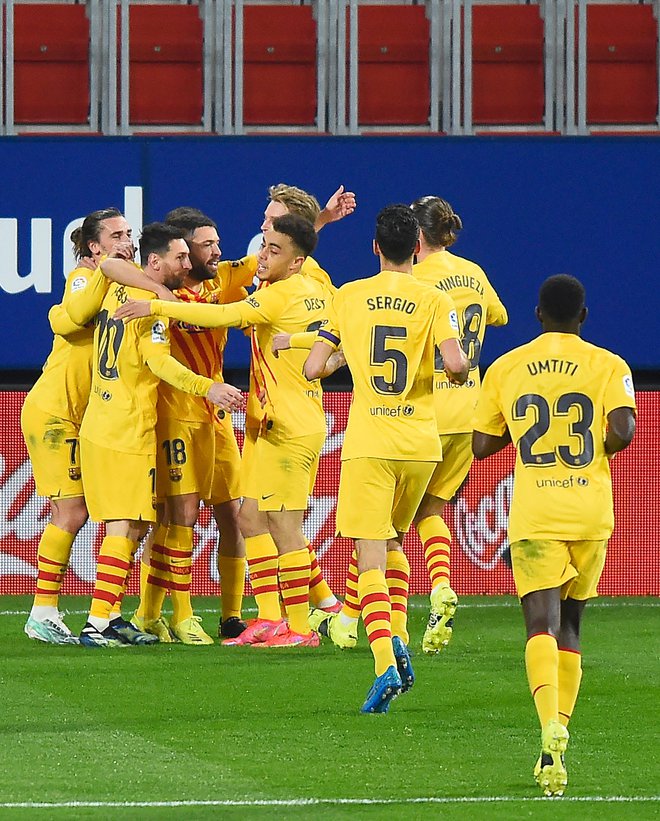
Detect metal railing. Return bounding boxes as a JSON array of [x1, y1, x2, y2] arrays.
[[1, 0, 658, 135]]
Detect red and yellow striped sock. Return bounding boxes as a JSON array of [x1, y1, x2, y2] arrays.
[[278, 549, 311, 635], [525, 632, 560, 728], [34, 524, 75, 607], [558, 647, 583, 726], [359, 568, 396, 676], [167, 525, 194, 626], [90, 535, 135, 621], [218, 554, 246, 620], [341, 548, 361, 620], [246, 533, 281, 622], [386, 550, 410, 645], [139, 525, 169, 621], [306, 540, 337, 608], [109, 573, 129, 619], [418, 515, 451, 593]]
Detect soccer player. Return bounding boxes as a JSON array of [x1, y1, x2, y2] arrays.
[[472, 274, 636, 795], [78, 223, 243, 647], [116, 214, 332, 648], [129, 208, 254, 644], [304, 205, 468, 713], [411, 196, 508, 653], [21, 207, 168, 644]]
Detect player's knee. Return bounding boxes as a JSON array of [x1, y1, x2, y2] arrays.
[[50, 497, 88, 534]]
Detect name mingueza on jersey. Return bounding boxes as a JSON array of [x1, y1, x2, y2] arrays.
[[527, 359, 579, 377], [435, 275, 485, 297]]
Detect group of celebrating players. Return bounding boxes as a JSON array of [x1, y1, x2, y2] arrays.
[[21, 181, 636, 799]]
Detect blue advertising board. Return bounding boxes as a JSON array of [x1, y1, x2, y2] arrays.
[[1, 136, 658, 372]]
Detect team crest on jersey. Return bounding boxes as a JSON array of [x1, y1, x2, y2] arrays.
[[217, 410, 226, 420], [169, 468, 183, 482], [68, 468, 81, 481], [151, 320, 167, 344], [71, 276, 87, 293]]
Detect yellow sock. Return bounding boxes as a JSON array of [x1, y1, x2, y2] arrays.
[[386, 550, 410, 644], [278, 549, 311, 635], [167, 524, 193, 626], [418, 515, 451, 592], [34, 524, 75, 607], [90, 536, 135, 620], [358, 568, 396, 676], [525, 633, 559, 728], [139, 524, 169, 621], [558, 647, 583, 726], [341, 548, 361, 619], [246, 533, 281, 622], [218, 555, 246, 620], [306, 540, 336, 608]]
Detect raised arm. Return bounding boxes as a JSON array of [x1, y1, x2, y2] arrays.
[[315, 185, 357, 231]]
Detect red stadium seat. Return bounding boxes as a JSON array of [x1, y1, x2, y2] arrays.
[[126, 5, 204, 125], [472, 4, 544, 125], [586, 4, 658, 124], [243, 6, 317, 126], [356, 6, 430, 126], [13, 3, 90, 124]]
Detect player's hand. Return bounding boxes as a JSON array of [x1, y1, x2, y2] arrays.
[[257, 387, 267, 409], [272, 333, 292, 358], [207, 382, 244, 411], [78, 256, 96, 271], [114, 299, 152, 321], [110, 241, 135, 261], [318, 185, 357, 228]]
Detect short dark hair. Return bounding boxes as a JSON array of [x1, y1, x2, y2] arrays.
[[70, 207, 123, 260], [139, 222, 187, 261], [538, 274, 586, 323], [375, 205, 420, 265], [164, 207, 217, 239], [271, 213, 318, 258]]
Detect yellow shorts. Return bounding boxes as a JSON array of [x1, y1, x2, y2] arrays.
[[510, 538, 608, 600], [336, 458, 435, 540], [80, 438, 157, 523], [243, 426, 324, 512], [205, 410, 241, 505], [156, 416, 214, 500], [426, 432, 473, 501], [21, 400, 83, 499]]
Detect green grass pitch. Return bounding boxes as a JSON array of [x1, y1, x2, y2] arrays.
[[0, 595, 658, 820]]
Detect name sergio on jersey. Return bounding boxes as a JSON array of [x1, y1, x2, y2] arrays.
[[366, 296, 416, 314]]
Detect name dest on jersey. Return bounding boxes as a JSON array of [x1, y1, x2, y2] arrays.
[[527, 359, 579, 376], [435, 275, 485, 297], [366, 296, 416, 313]]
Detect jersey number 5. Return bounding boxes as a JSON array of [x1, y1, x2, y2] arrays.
[[370, 325, 408, 395], [97, 309, 125, 380]]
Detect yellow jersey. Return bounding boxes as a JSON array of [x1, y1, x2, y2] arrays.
[[320, 270, 460, 461], [80, 284, 213, 455], [151, 272, 330, 439], [473, 332, 637, 542], [158, 256, 256, 423], [244, 254, 335, 430], [26, 266, 96, 425], [413, 250, 507, 434]]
